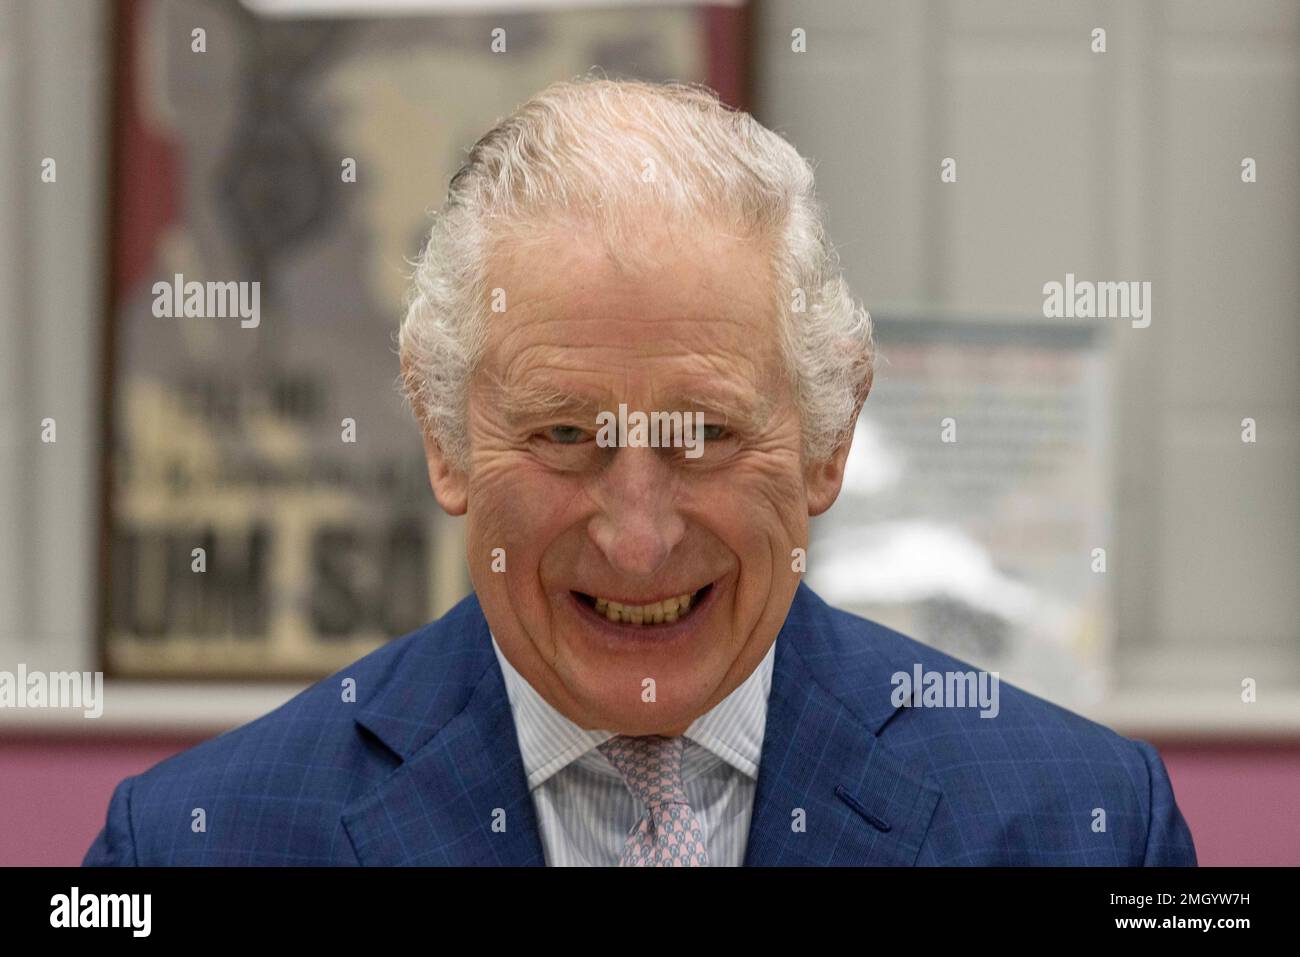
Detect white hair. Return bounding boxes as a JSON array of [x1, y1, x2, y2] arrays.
[[398, 75, 873, 470]]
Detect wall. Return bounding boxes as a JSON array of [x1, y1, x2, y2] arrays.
[[1, 737, 1295, 865]]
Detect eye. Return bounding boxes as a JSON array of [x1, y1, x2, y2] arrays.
[[543, 425, 589, 445], [700, 424, 728, 442]]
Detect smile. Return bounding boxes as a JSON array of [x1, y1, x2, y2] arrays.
[[572, 584, 713, 626]]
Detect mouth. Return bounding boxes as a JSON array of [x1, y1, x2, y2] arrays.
[[570, 582, 715, 629]]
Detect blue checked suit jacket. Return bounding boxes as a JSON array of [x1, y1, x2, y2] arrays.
[[83, 584, 1196, 866]]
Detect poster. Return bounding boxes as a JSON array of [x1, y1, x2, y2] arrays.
[[102, 0, 738, 677]]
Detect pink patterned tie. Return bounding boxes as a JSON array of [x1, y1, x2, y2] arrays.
[[597, 735, 710, 867]]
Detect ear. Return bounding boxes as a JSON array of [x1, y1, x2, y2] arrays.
[[421, 430, 469, 516], [806, 369, 871, 518], [805, 427, 855, 517]]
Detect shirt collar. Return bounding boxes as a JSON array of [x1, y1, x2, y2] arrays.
[[491, 632, 775, 791]]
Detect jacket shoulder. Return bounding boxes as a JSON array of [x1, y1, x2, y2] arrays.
[[84, 595, 490, 866], [806, 592, 1195, 865]]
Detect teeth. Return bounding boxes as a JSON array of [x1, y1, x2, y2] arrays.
[[587, 590, 698, 625]]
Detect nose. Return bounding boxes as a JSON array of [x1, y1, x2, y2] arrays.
[[587, 446, 686, 579]]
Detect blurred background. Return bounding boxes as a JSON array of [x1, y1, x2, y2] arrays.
[[0, 0, 1296, 865]]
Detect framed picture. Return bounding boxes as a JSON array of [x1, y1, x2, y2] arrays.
[[808, 315, 1112, 711], [99, 0, 750, 678]]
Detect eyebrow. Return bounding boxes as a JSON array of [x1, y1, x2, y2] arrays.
[[493, 379, 773, 434], [677, 389, 773, 434], [495, 383, 604, 424]]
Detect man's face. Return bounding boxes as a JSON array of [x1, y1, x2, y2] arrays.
[[425, 218, 849, 735]]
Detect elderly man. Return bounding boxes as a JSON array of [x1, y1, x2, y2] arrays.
[[85, 78, 1195, 867]]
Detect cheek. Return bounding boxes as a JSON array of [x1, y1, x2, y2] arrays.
[[466, 456, 577, 586], [703, 454, 809, 544], [713, 466, 808, 611], [687, 459, 809, 615]]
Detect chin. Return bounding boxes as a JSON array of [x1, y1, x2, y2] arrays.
[[582, 691, 710, 736], [556, 633, 742, 735]]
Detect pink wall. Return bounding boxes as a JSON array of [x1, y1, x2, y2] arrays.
[[1157, 741, 1300, 866], [2, 736, 1297, 866], [1, 735, 206, 867]]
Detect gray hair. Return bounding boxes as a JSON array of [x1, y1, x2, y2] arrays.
[[398, 75, 873, 470]]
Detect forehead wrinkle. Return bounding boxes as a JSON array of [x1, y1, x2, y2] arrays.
[[479, 354, 624, 423], [486, 254, 772, 359], [676, 386, 774, 433], [498, 320, 770, 371], [491, 258, 769, 339], [487, 378, 605, 424], [493, 344, 630, 408], [484, 335, 781, 430], [499, 309, 759, 350], [486, 361, 770, 428]]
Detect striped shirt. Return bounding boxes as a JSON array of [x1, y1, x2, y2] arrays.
[[490, 634, 776, 866]]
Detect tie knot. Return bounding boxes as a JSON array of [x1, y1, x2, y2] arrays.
[[597, 735, 688, 808]]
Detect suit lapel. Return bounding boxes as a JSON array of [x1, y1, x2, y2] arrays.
[[341, 595, 545, 866], [744, 584, 942, 865], [339, 584, 940, 866]]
